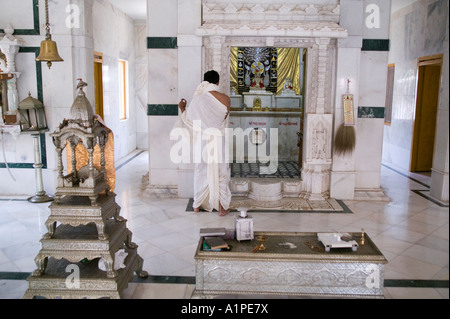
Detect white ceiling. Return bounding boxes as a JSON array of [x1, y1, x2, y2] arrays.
[[391, 0, 419, 13], [108, 0, 147, 21]]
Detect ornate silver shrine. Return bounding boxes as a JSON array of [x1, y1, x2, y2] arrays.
[[23, 79, 148, 299], [193, 231, 387, 299]]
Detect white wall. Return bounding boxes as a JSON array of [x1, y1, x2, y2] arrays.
[[383, 0, 449, 202], [134, 21, 149, 150], [383, 0, 448, 172], [0, 0, 143, 196], [92, 0, 138, 160]]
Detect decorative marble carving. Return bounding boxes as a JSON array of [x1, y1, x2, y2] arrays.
[[197, 0, 348, 201], [197, 22, 347, 38], [229, 196, 343, 211], [305, 114, 333, 165], [202, 1, 341, 23], [229, 178, 344, 211]]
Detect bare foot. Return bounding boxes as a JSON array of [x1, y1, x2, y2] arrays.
[[219, 209, 230, 216], [193, 207, 200, 213], [219, 204, 230, 216]]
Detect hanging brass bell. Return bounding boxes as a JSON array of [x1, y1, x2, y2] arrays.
[[36, 36, 64, 69]]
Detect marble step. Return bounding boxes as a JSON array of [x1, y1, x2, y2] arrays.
[[231, 177, 303, 200]]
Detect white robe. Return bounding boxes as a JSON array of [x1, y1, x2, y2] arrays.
[[181, 81, 231, 212]]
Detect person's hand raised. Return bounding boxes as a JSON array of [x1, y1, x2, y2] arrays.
[[178, 98, 187, 112]]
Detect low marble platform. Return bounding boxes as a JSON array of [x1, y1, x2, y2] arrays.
[[193, 231, 387, 299], [231, 177, 310, 201]]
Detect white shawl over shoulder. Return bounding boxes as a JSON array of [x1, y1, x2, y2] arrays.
[[183, 81, 228, 133]]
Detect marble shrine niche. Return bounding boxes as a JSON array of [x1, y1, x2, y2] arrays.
[[197, 0, 347, 200]]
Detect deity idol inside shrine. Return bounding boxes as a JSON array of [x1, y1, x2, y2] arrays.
[[228, 47, 305, 165]]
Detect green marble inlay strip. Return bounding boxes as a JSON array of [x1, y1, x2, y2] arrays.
[[0, 163, 35, 169], [362, 39, 390, 51], [132, 275, 196, 285], [384, 279, 449, 288], [358, 107, 385, 119], [0, 271, 448, 289], [147, 104, 179, 116], [0, 132, 46, 169], [0, 0, 40, 35], [19, 47, 43, 103], [147, 37, 177, 49], [412, 190, 449, 207]]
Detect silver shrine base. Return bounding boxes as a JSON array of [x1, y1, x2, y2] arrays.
[[23, 247, 144, 299], [193, 231, 387, 299]]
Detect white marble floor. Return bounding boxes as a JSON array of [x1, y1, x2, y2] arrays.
[[0, 149, 448, 299]]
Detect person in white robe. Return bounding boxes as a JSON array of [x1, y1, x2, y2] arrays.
[[178, 70, 232, 216]]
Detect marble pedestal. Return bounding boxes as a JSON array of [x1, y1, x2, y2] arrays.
[[231, 178, 303, 198], [193, 231, 387, 299], [276, 95, 302, 108], [230, 95, 242, 108], [243, 91, 273, 108]]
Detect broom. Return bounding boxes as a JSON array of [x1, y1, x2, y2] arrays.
[[334, 80, 356, 156]]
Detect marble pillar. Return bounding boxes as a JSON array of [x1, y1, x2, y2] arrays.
[[330, 0, 391, 198], [329, 45, 360, 199], [147, 0, 179, 190], [176, 38, 202, 196], [176, 0, 203, 198], [70, 0, 95, 102], [329, 0, 363, 200]]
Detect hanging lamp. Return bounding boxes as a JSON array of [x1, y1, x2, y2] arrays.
[[36, 0, 64, 69]]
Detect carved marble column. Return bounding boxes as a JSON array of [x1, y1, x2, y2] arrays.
[[301, 38, 334, 200], [314, 37, 331, 114], [301, 114, 333, 200], [209, 36, 227, 88]]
